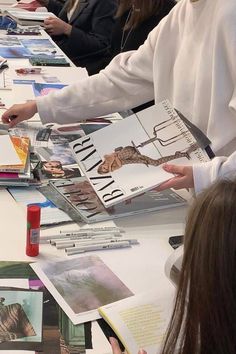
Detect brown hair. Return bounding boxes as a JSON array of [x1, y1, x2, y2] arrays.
[[116, 0, 165, 30], [162, 179, 236, 354]]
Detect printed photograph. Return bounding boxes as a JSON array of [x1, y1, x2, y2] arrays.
[[32, 82, 67, 97], [0, 289, 43, 350], [0, 46, 31, 58], [21, 38, 56, 56], [31, 256, 133, 323], [41, 160, 81, 179], [36, 145, 77, 165]]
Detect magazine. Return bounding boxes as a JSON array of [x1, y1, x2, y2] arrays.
[[69, 100, 210, 208], [3, 9, 56, 26], [0, 136, 30, 173], [31, 255, 133, 325], [97, 247, 183, 354], [46, 176, 187, 223]]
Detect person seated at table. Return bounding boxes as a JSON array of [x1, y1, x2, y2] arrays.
[[2, 0, 236, 194], [38, 0, 117, 75], [110, 178, 236, 354], [94, 0, 176, 74]]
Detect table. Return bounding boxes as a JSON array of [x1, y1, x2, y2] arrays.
[[0, 23, 188, 354]]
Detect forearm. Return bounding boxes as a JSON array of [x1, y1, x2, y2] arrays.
[[36, 32, 156, 125]]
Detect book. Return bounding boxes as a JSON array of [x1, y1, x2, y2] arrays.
[[4, 9, 56, 26], [69, 100, 210, 208], [98, 288, 175, 354], [0, 135, 30, 173], [98, 247, 183, 354], [45, 176, 188, 224]]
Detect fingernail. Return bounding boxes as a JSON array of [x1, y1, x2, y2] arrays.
[[109, 337, 118, 345], [138, 349, 146, 354]]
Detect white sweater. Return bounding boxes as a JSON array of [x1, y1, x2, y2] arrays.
[[36, 0, 236, 193]]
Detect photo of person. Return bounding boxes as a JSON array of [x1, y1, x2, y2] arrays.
[[97, 144, 198, 174], [41, 160, 81, 179]]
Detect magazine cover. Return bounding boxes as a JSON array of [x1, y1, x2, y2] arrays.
[[48, 176, 187, 223], [70, 100, 210, 207], [31, 255, 133, 325]]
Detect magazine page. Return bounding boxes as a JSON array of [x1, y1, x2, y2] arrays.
[[98, 287, 175, 354], [70, 100, 209, 208], [31, 255, 133, 325]]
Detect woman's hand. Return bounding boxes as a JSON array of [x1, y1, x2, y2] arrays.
[[44, 17, 72, 36], [156, 163, 194, 191], [109, 337, 147, 354], [1, 101, 38, 128]]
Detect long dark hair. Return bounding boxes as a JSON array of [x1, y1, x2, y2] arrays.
[[116, 0, 165, 29], [162, 179, 236, 354]]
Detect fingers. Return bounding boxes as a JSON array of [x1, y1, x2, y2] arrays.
[[1, 101, 37, 128], [109, 337, 123, 354], [156, 176, 186, 191], [138, 350, 147, 354], [162, 163, 186, 175], [156, 163, 194, 191]]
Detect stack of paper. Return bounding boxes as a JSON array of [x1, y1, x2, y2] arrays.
[[0, 135, 36, 186]]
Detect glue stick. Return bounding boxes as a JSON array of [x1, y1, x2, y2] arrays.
[[26, 205, 41, 257]]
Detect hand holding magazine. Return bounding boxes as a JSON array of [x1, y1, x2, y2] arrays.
[[70, 100, 211, 208]]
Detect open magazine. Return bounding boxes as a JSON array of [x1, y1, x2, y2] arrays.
[[70, 100, 211, 208], [98, 247, 183, 354]]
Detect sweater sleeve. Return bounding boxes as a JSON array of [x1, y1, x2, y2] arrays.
[[193, 152, 236, 194], [36, 25, 159, 125]]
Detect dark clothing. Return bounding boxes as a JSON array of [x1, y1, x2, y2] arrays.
[[47, 0, 118, 74], [94, 0, 176, 74]]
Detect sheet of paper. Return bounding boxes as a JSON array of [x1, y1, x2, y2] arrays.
[[0, 278, 29, 289], [0, 135, 21, 165]]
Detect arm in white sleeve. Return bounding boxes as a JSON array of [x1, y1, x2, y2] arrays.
[[193, 151, 236, 194], [36, 26, 159, 125]]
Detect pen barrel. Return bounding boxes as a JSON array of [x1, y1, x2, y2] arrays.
[[65, 241, 131, 256], [26, 205, 41, 257]]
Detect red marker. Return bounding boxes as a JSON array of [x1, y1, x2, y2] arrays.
[[26, 205, 41, 257]]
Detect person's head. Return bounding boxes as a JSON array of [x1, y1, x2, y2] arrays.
[[116, 0, 165, 29], [162, 179, 236, 354]]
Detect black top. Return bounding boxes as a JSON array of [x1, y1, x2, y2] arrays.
[[94, 0, 176, 74], [47, 0, 118, 74]]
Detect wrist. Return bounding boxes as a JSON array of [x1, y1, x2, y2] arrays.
[[64, 23, 72, 36]]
